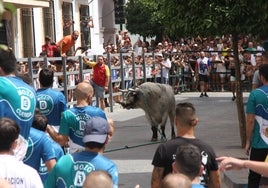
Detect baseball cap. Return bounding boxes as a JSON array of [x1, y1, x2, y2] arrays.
[[83, 117, 110, 144]]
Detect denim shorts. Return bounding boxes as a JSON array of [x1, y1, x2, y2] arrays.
[[90, 80, 105, 98]]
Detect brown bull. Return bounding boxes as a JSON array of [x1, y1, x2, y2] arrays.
[[117, 82, 176, 141]]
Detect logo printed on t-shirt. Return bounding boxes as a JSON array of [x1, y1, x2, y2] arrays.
[[74, 114, 91, 137], [15, 87, 35, 120], [23, 137, 33, 161], [37, 94, 54, 115], [73, 162, 95, 186]]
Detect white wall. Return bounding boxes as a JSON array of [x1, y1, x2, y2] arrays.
[[88, 0, 105, 55], [12, 0, 119, 58], [33, 8, 44, 56], [54, 0, 63, 43]]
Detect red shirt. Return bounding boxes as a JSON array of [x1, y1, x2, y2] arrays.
[[42, 44, 58, 57], [93, 63, 110, 86]]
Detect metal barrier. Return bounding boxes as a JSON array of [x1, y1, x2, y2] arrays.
[[17, 52, 252, 112]]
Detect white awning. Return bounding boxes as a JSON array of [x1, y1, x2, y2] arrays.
[[3, 0, 49, 8]]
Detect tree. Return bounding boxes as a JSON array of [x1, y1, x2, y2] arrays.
[[155, 0, 268, 147], [125, 0, 164, 41], [0, 0, 15, 50], [0, 0, 4, 27], [0, 0, 16, 21]]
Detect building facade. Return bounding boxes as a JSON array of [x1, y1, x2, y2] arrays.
[[2, 0, 117, 58]]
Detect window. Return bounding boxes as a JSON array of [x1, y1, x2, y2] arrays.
[[43, 0, 55, 42], [62, 2, 73, 36], [0, 20, 12, 48], [21, 8, 35, 57], [80, 5, 91, 47], [62, 2, 74, 55]]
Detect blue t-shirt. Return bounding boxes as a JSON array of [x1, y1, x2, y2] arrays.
[[36, 88, 67, 126], [44, 151, 118, 188], [23, 128, 56, 179], [39, 137, 64, 183], [192, 184, 205, 188], [246, 86, 268, 148], [0, 76, 36, 139], [59, 106, 107, 148]]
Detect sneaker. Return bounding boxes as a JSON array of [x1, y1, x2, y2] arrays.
[[232, 96, 236, 101], [199, 93, 204, 97], [204, 93, 209, 97]]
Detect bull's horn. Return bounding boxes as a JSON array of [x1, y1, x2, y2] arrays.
[[128, 88, 135, 92], [118, 89, 128, 93], [116, 101, 127, 108], [115, 100, 123, 104]]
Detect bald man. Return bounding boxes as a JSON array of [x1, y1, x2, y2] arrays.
[[162, 173, 191, 188], [83, 171, 113, 188], [47, 82, 114, 153], [57, 30, 79, 56]]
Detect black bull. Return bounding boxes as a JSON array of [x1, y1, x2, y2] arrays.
[[117, 82, 176, 141]]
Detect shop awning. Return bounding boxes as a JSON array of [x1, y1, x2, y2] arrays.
[[3, 0, 49, 8]]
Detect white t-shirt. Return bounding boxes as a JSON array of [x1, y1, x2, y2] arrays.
[[215, 56, 226, 73], [162, 58, 171, 78], [0, 154, 43, 188]]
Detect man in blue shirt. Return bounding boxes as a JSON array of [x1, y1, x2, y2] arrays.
[[36, 68, 67, 131], [245, 63, 268, 187], [45, 117, 118, 188], [0, 47, 36, 161], [0, 47, 36, 141], [47, 82, 111, 153], [23, 111, 60, 183]]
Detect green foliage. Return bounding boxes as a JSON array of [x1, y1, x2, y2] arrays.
[[159, 0, 268, 39], [0, 0, 16, 25], [125, 0, 268, 39], [125, 0, 164, 38], [3, 2, 16, 13], [0, 0, 3, 21], [0, 0, 16, 44]]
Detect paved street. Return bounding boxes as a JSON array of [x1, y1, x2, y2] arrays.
[[105, 92, 249, 188]]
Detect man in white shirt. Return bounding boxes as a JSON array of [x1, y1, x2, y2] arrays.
[[196, 51, 211, 97], [0, 117, 43, 188], [156, 53, 171, 84]]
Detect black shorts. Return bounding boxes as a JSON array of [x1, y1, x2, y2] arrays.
[[199, 74, 209, 82], [249, 148, 268, 187]]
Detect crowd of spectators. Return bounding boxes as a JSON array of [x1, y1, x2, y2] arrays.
[[103, 31, 265, 94], [16, 31, 266, 104]]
